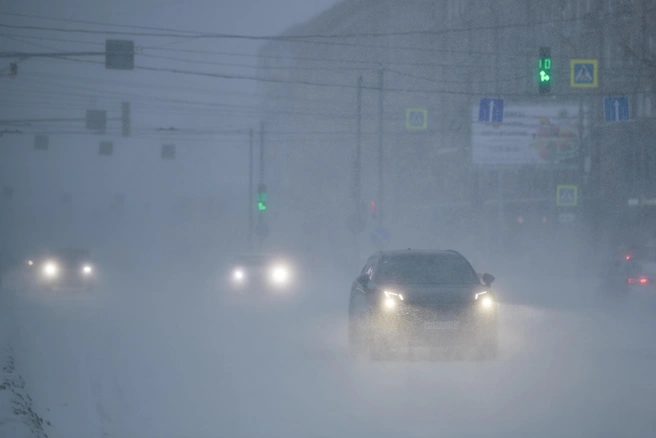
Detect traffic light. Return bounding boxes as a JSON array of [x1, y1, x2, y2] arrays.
[[257, 184, 267, 212], [539, 47, 551, 94]]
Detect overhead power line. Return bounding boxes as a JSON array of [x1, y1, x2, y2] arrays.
[[0, 10, 639, 56], [0, 10, 640, 41]]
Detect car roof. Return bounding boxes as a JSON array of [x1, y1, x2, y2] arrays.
[[49, 248, 90, 257], [234, 254, 277, 262], [378, 249, 463, 258]]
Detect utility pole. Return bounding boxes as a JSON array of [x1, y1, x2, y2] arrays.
[[353, 75, 364, 263], [377, 68, 385, 227], [248, 128, 254, 249], [257, 121, 266, 248], [259, 121, 265, 186]]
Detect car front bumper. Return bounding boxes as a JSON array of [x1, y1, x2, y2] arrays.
[[369, 304, 498, 346]]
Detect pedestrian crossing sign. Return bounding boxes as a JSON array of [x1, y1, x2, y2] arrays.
[[406, 108, 428, 130], [556, 185, 578, 207], [570, 59, 598, 88]]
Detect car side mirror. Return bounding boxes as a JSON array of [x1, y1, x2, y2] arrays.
[[357, 274, 370, 286], [482, 273, 495, 287]]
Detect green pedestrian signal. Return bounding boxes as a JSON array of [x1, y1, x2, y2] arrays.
[[257, 184, 267, 212], [539, 47, 551, 94]]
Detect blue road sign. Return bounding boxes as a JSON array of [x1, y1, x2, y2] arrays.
[[406, 108, 427, 130], [478, 98, 504, 123], [371, 227, 391, 248], [556, 185, 578, 207], [604, 96, 630, 122], [570, 59, 598, 87]]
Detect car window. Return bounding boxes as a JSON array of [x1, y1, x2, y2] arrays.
[[376, 253, 479, 285], [361, 257, 376, 280], [236, 256, 269, 267], [630, 261, 656, 276]]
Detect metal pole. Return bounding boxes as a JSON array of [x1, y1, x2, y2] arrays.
[[259, 121, 265, 185], [258, 121, 265, 248], [248, 128, 254, 249], [377, 68, 385, 227], [354, 76, 363, 263], [497, 170, 504, 255]]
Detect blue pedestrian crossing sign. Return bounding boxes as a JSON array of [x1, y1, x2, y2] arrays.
[[406, 108, 427, 130], [556, 185, 578, 207], [570, 59, 598, 88], [478, 98, 504, 123], [604, 96, 630, 121], [371, 227, 391, 248]]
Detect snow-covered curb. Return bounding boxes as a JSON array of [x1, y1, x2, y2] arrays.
[[0, 346, 48, 438]]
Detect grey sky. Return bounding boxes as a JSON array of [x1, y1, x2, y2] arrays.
[[0, 0, 339, 239]]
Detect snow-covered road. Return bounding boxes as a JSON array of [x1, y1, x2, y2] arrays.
[[4, 262, 656, 438]]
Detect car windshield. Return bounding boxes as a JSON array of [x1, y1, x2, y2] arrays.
[[632, 261, 656, 276], [377, 253, 480, 285], [52, 249, 90, 262], [235, 256, 270, 267]]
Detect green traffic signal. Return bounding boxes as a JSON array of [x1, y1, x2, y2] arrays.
[[538, 47, 551, 94], [257, 184, 267, 212]]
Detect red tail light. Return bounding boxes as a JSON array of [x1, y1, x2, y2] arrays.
[[628, 277, 650, 284]]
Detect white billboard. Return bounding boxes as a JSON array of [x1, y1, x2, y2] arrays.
[[472, 103, 587, 166]]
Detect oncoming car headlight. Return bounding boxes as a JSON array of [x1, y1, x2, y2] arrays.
[[270, 265, 290, 285], [233, 268, 245, 283], [43, 261, 58, 277], [82, 265, 93, 275], [383, 290, 404, 309]]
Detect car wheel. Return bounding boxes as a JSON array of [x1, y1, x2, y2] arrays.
[[348, 317, 366, 357], [370, 342, 392, 361], [476, 336, 498, 361]]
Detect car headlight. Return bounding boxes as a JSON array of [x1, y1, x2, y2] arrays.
[[270, 265, 290, 285], [43, 261, 58, 277], [233, 268, 245, 282], [475, 291, 494, 309], [383, 290, 404, 309], [82, 265, 93, 275], [27, 260, 33, 266]]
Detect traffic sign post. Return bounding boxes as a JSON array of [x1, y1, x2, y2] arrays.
[[556, 185, 578, 207], [478, 98, 504, 123], [570, 59, 598, 88], [406, 108, 427, 130], [604, 96, 630, 122]]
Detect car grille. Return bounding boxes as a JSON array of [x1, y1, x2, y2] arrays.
[[399, 303, 472, 323]]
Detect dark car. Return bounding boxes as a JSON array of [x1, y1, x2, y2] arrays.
[[29, 248, 95, 292], [348, 250, 498, 360], [600, 257, 656, 299], [228, 254, 295, 293]]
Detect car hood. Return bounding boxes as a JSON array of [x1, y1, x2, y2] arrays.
[[383, 283, 485, 306]]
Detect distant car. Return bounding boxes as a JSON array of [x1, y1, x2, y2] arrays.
[[28, 249, 95, 292], [348, 249, 498, 360], [228, 254, 295, 293], [600, 257, 656, 298]]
